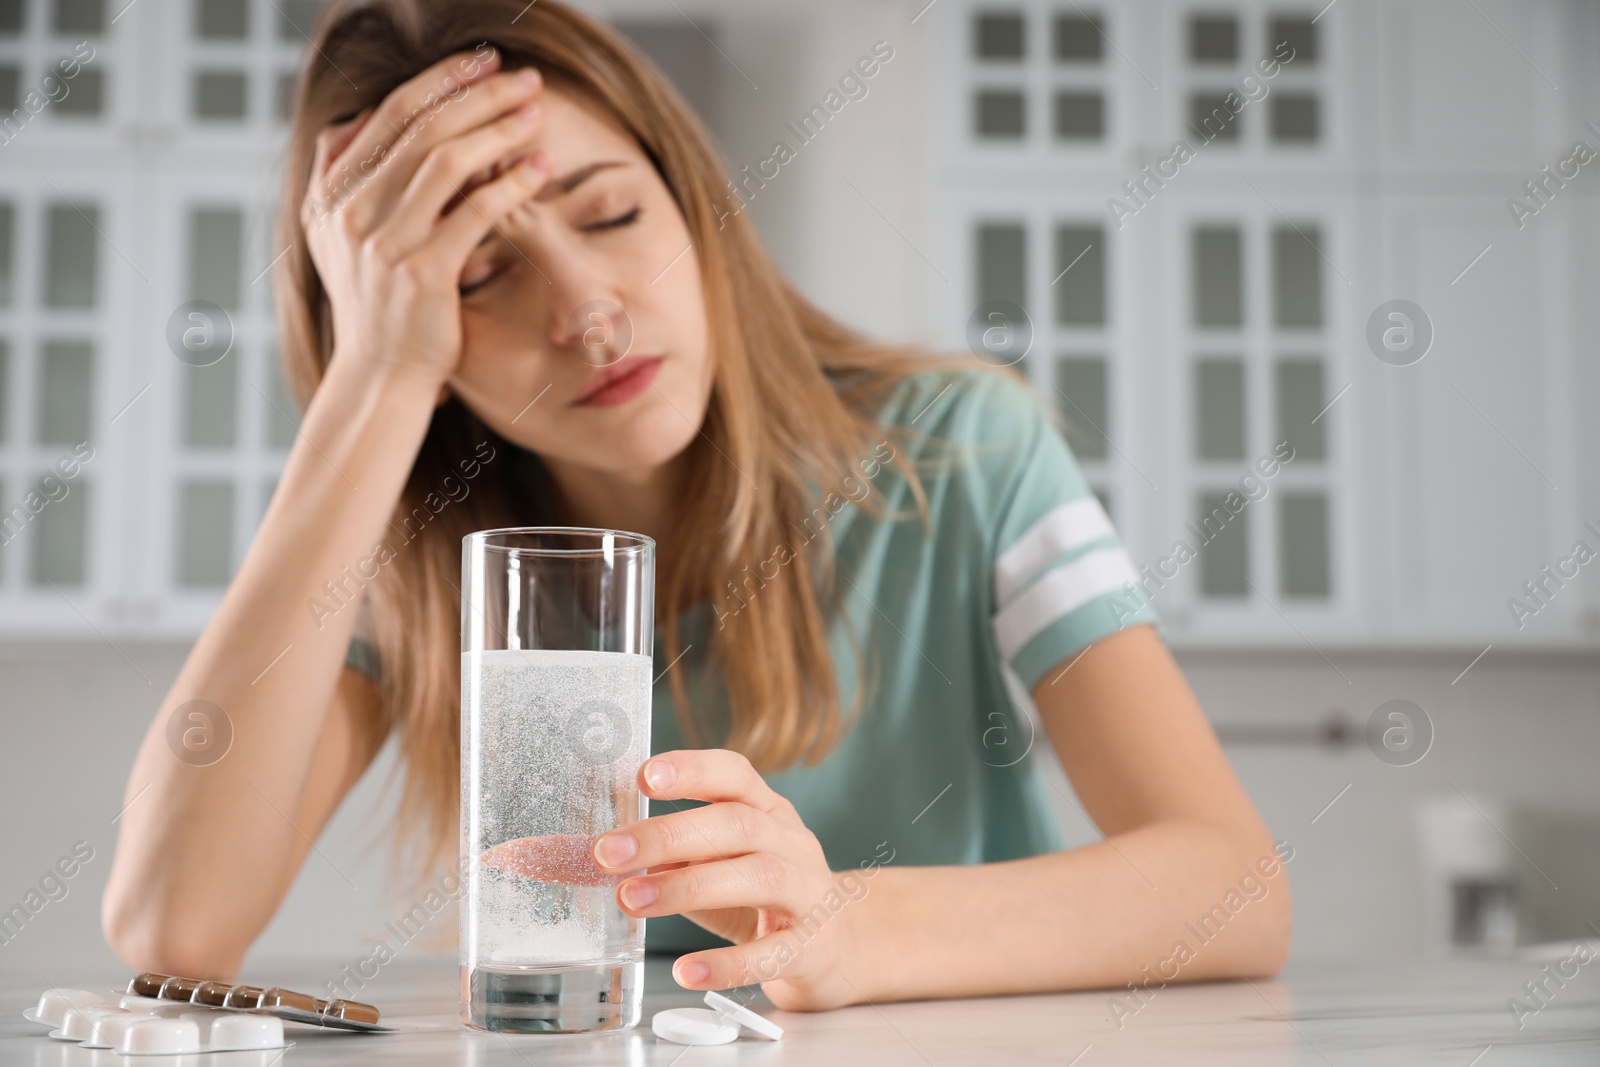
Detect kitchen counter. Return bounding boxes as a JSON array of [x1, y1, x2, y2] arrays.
[[5, 952, 1597, 1064]]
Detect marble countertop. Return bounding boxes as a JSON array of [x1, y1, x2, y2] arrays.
[[5, 952, 1597, 1065]]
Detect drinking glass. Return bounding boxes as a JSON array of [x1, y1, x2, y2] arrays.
[[459, 527, 654, 1033]]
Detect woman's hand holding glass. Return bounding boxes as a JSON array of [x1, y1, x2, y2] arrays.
[[593, 749, 869, 1011]]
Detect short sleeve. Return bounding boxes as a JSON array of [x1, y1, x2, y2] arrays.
[[944, 372, 1160, 692], [345, 597, 382, 682]]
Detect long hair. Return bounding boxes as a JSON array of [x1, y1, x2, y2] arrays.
[[275, 0, 947, 877]]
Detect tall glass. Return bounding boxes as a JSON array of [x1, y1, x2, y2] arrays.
[[459, 527, 654, 1033]]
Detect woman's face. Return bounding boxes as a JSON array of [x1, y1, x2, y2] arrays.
[[445, 79, 712, 476]]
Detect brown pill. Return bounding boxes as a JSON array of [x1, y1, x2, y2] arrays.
[[324, 999, 381, 1025], [259, 988, 319, 1014], [159, 976, 201, 1001], [127, 973, 170, 998], [224, 985, 265, 1010], [191, 981, 234, 1007]]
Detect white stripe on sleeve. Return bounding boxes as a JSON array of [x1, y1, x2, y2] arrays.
[[992, 546, 1139, 664], [994, 497, 1116, 607]]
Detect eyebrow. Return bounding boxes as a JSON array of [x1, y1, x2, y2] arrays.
[[471, 160, 630, 250], [535, 159, 629, 202]]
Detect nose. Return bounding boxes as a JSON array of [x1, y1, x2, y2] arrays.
[[541, 249, 631, 365]]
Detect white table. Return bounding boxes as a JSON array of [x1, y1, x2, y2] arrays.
[[6, 954, 1596, 1064]]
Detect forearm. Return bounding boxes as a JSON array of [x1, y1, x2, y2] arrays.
[[846, 819, 1291, 1004], [105, 360, 439, 967]]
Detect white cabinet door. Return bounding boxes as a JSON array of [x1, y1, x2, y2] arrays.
[[1378, 203, 1580, 644], [927, 0, 1594, 648]]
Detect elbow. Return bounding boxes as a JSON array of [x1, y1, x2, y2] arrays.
[[1201, 824, 1293, 980], [1239, 834, 1293, 979], [103, 883, 249, 981]]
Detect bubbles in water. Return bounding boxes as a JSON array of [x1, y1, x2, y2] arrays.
[[463, 649, 651, 967]]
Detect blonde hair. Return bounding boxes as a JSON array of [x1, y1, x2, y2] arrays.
[[276, 0, 953, 875]]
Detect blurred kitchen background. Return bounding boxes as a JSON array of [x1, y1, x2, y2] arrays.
[[1, 0, 1598, 975]]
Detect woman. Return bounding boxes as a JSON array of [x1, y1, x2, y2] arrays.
[[103, 0, 1290, 1011]]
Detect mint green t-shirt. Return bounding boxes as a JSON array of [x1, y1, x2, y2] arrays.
[[346, 369, 1159, 954]]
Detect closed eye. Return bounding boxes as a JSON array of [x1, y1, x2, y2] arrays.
[[582, 206, 641, 232], [461, 207, 641, 295]]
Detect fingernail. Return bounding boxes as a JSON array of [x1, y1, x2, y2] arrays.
[[463, 48, 498, 80], [516, 67, 541, 86], [515, 102, 541, 123], [594, 832, 637, 868], [644, 758, 676, 791], [619, 879, 658, 910], [675, 959, 710, 987]]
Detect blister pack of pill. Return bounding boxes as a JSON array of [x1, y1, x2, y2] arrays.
[[22, 972, 390, 1056], [124, 972, 388, 1031]]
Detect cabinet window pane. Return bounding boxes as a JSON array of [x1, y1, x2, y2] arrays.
[[0, 0, 22, 33], [194, 70, 248, 120], [1273, 225, 1322, 327], [976, 222, 1027, 308], [1268, 15, 1317, 64], [1055, 356, 1107, 460], [0, 65, 17, 112], [189, 207, 244, 308], [45, 203, 100, 308], [1052, 14, 1102, 61], [0, 201, 12, 304], [183, 358, 238, 448], [39, 340, 93, 444], [197, 0, 248, 38], [264, 354, 299, 448], [31, 476, 88, 585], [974, 11, 1024, 60], [53, 68, 103, 116], [1052, 91, 1103, 140], [1054, 224, 1103, 324], [276, 0, 320, 41], [975, 89, 1025, 138], [0, 339, 8, 441], [1188, 92, 1240, 142], [1189, 15, 1237, 61], [53, 0, 104, 34], [1280, 491, 1330, 597], [1270, 93, 1319, 142], [1275, 358, 1325, 460], [1195, 358, 1245, 460], [1196, 491, 1249, 597], [1193, 226, 1242, 326], [179, 480, 234, 586]]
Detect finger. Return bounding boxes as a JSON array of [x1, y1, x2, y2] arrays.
[[594, 801, 782, 872], [377, 99, 545, 251], [301, 108, 371, 227], [426, 150, 552, 268], [322, 106, 375, 177], [327, 61, 541, 230], [672, 930, 819, 991], [326, 46, 499, 189], [615, 853, 799, 917], [640, 750, 799, 822]]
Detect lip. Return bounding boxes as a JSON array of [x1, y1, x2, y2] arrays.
[[571, 356, 664, 408]]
